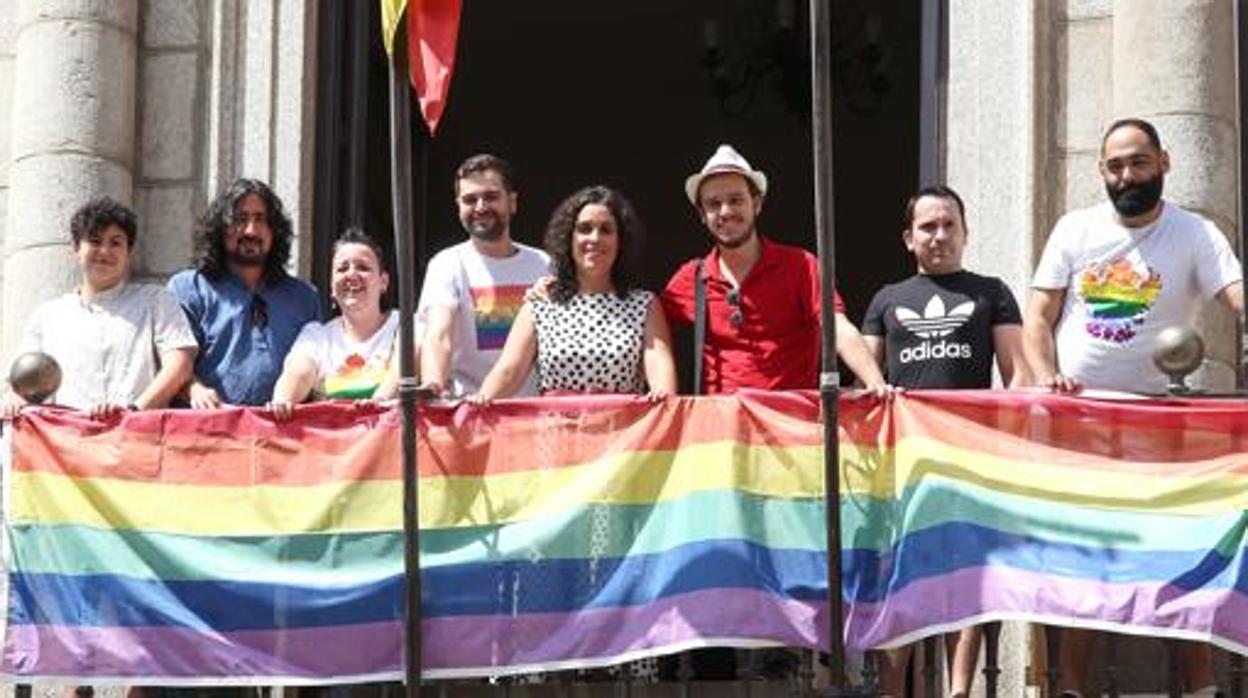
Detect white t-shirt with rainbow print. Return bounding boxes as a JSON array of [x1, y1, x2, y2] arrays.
[[288, 311, 401, 399], [417, 240, 550, 396], [1032, 201, 1241, 393]]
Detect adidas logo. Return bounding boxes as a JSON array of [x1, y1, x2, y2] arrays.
[[895, 295, 974, 338], [895, 295, 974, 364]]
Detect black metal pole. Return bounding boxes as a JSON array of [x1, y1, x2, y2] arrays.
[[809, 1, 852, 693], [388, 23, 423, 698]]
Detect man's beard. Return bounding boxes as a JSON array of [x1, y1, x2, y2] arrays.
[[228, 240, 267, 267], [714, 223, 756, 250], [1107, 173, 1164, 219], [464, 217, 505, 242]]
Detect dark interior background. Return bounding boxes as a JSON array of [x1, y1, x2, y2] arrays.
[[314, 0, 924, 382]]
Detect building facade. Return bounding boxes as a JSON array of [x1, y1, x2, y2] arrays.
[[0, 0, 1240, 694]]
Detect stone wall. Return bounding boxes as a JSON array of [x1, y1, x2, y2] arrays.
[[0, 1, 15, 314], [134, 0, 207, 282]]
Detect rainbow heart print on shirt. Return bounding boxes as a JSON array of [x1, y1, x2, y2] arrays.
[[324, 353, 389, 399], [470, 284, 527, 350], [1077, 258, 1162, 344]]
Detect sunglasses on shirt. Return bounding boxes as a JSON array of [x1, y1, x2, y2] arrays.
[[726, 288, 743, 329], [251, 295, 269, 329]]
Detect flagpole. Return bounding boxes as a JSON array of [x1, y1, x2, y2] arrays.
[[810, 2, 863, 695], [388, 20, 424, 698]]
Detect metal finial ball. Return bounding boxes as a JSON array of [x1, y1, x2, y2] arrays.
[[8, 351, 61, 405], [1152, 326, 1205, 378]]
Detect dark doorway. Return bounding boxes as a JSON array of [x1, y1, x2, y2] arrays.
[[314, 0, 926, 359]]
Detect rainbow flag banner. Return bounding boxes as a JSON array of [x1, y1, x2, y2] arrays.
[[840, 390, 1248, 654], [2, 390, 1246, 684]]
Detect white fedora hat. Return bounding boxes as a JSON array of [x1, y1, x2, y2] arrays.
[[684, 144, 768, 206]]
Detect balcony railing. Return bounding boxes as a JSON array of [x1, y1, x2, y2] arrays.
[[2, 390, 1246, 696]]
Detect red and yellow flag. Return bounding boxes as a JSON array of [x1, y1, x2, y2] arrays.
[[381, 0, 462, 134]]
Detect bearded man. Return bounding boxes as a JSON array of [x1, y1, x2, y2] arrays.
[[1023, 118, 1242, 697], [168, 178, 321, 407], [408, 154, 550, 397], [1024, 117, 1242, 393]]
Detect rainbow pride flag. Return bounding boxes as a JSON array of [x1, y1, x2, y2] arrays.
[[3, 391, 1246, 685], [840, 390, 1248, 655], [1, 392, 829, 684]]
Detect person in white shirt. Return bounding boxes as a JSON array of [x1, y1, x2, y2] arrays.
[[1023, 117, 1240, 698], [1025, 117, 1243, 395], [269, 228, 400, 419], [2, 197, 198, 420], [376, 154, 550, 399]]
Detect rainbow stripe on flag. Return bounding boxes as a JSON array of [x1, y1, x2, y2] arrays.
[[3, 390, 1246, 685], [840, 390, 1248, 655]]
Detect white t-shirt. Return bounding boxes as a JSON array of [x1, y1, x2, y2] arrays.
[[417, 240, 550, 396], [1032, 201, 1242, 393], [287, 311, 401, 399], [18, 282, 199, 409]]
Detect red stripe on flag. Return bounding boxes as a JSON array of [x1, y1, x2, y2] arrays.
[[407, 0, 462, 134]]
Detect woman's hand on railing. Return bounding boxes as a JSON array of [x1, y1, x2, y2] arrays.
[[88, 402, 133, 421], [464, 392, 491, 407], [266, 400, 296, 422], [188, 382, 224, 410], [645, 389, 670, 403]]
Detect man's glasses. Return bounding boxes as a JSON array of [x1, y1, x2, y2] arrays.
[[251, 295, 269, 328], [232, 211, 269, 229], [726, 288, 743, 328]]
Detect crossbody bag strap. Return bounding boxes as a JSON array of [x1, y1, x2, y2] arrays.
[[693, 260, 706, 396]]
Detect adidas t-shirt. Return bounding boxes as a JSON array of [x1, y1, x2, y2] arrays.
[[862, 271, 1021, 389]]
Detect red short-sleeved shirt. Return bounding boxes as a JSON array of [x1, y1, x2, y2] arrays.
[[662, 236, 844, 394]]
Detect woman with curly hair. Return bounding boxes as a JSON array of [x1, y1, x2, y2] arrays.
[[474, 185, 676, 400]]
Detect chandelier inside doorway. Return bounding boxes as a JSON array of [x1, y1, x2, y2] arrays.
[[701, 0, 892, 117]]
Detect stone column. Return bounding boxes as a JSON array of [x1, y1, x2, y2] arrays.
[[1112, 0, 1239, 389], [207, 0, 318, 279], [945, 1, 1054, 322], [1, 0, 137, 363]]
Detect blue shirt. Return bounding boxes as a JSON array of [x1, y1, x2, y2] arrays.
[[167, 269, 322, 405]]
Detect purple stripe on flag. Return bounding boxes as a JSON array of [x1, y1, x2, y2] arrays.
[[5, 589, 825, 681], [845, 565, 1248, 653], [423, 587, 826, 672], [3, 621, 403, 682]]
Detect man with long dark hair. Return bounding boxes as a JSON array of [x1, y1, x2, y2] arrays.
[[167, 179, 321, 407]]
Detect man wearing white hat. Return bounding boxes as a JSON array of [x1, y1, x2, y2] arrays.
[[662, 144, 886, 394]]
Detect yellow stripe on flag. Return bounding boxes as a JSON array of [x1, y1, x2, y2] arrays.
[[12, 441, 826, 535], [380, 0, 408, 55]]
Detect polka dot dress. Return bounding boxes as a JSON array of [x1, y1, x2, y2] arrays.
[[531, 290, 653, 394], [525, 289, 660, 683]]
